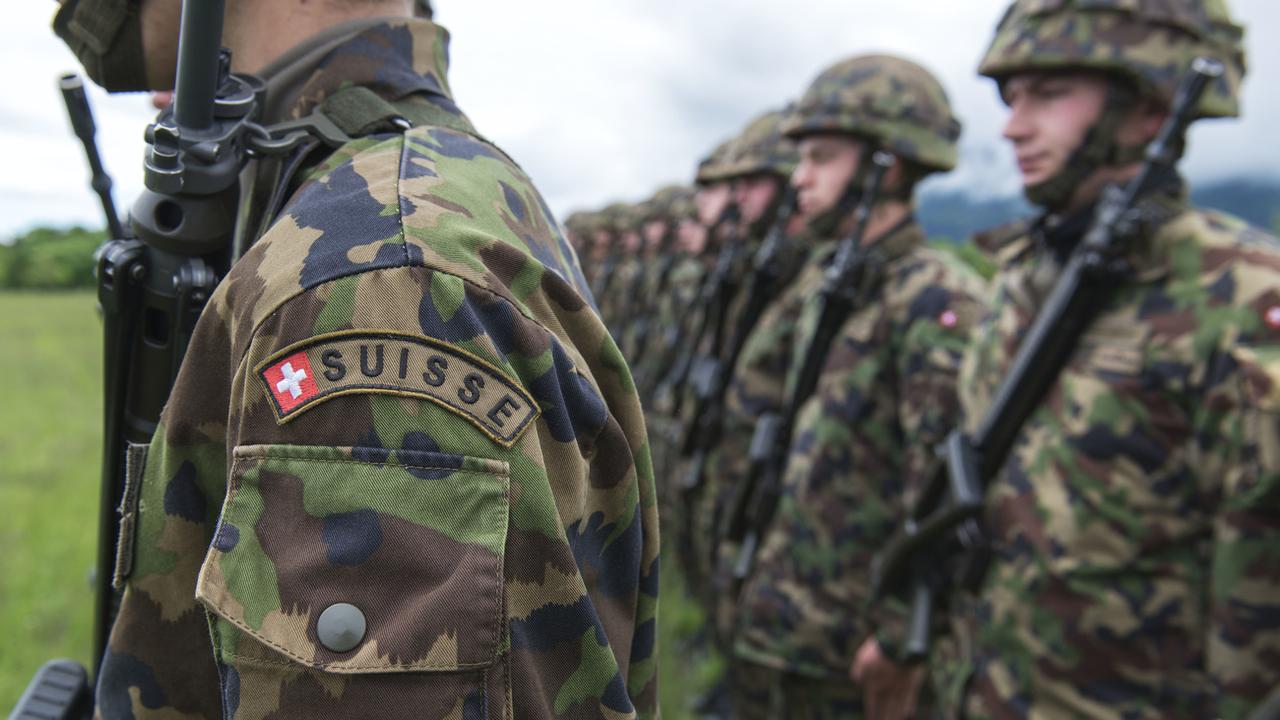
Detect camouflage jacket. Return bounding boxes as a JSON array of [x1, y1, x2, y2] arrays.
[[957, 192, 1280, 719], [97, 19, 659, 720], [732, 220, 984, 678]]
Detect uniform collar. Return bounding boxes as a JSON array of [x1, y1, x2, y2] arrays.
[[814, 215, 924, 268], [997, 177, 1190, 284], [256, 18, 456, 124]]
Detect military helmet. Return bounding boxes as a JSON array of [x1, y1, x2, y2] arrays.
[[782, 54, 962, 172], [695, 137, 737, 185], [563, 211, 597, 238], [979, 0, 1246, 119], [603, 202, 644, 234], [644, 185, 695, 222], [717, 109, 799, 181]]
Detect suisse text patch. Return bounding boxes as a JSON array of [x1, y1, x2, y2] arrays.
[[257, 331, 539, 446]]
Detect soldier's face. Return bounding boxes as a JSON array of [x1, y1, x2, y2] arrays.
[[622, 230, 643, 253], [642, 220, 668, 250], [1000, 72, 1109, 189], [734, 174, 781, 225], [792, 134, 862, 220], [696, 183, 732, 227], [677, 218, 707, 255]]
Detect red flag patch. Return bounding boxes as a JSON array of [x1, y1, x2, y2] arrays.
[[1265, 305, 1280, 330], [262, 351, 320, 414]]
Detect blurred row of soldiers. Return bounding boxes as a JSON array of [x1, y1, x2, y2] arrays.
[[563, 0, 1280, 718]]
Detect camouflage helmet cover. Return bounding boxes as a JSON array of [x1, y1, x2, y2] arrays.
[[604, 202, 645, 233], [978, 0, 1246, 119], [782, 54, 962, 172], [563, 211, 598, 237], [695, 137, 737, 185], [716, 108, 800, 181], [645, 184, 697, 222]]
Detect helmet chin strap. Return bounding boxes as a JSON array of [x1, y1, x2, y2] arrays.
[[807, 145, 875, 238], [1025, 83, 1145, 210]]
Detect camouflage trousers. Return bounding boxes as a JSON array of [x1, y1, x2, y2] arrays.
[[729, 660, 863, 720]]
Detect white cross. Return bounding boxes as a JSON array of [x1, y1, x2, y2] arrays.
[[276, 362, 308, 399], [1267, 305, 1280, 328]]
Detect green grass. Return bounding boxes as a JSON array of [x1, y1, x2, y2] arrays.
[[0, 289, 716, 714], [0, 291, 101, 710]]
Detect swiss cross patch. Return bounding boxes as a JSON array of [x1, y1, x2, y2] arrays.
[[262, 351, 320, 413], [1265, 305, 1280, 330], [253, 331, 541, 447], [939, 309, 959, 329]]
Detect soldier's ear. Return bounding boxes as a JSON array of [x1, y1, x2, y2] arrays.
[[1124, 97, 1168, 148]]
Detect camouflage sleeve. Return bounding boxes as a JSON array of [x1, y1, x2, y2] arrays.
[[1198, 338, 1280, 717], [893, 285, 981, 494], [100, 253, 657, 720], [871, 258, 984, 661], [202, 265, 658, 719]]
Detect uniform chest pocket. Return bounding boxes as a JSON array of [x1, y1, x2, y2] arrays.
[[197, 444, 509, 675]]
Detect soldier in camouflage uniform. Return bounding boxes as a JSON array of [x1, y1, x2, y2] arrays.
[[599, 204, 646, 342], [55, 1, 659, 717], [723, 55, 984, 719], [620, 187, 684, 368], [861, 1, 1280, 718], [629, 185, 697, 401], [588, 204, 624, 305], [676, 108, 802, 619], [648, 141, 735, 600]]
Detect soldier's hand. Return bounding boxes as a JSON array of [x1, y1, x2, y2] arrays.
[[852, 637, 925, 720]]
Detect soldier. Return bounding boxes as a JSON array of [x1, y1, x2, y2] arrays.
[[589, 202, 627, 307], [648, 141, 735, 602], [680, 107, 803, 620], [863, 1, 1280, 718], [620, 188, 681, 366], [53, 0, 659, 717], [722, 55, 984, 719], [629, 185, 696, 400], [600, 203, 646, 340]]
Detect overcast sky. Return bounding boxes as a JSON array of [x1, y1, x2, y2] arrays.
[[3, 0, 1278, 239]]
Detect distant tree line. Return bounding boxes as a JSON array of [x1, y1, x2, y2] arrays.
[[0, 226, 104, 290]]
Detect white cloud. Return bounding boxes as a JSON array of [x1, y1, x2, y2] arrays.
[[2, 0, 1277, 238]]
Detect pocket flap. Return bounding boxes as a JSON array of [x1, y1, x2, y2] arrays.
[[197, 444, 509, 674]]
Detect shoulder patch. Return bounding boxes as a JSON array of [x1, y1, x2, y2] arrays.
[[257, 330, 540, 447]]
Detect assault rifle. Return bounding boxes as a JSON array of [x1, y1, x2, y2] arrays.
[[722, 152, 895, 584], [14, 1, 359, 717], [869, 58, 1224, 662], [650, 202, 743, 420]]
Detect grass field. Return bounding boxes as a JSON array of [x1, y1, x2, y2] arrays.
[[0, 291, 101, 710], [0, 290, 715, 716]]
